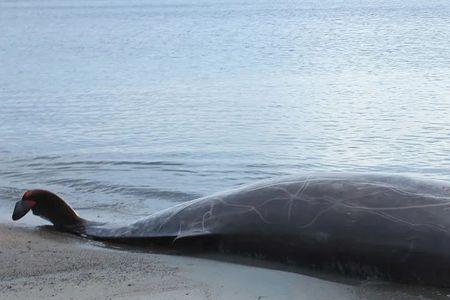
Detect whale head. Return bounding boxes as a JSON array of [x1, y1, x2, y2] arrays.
[[12, 189, 83, 229]]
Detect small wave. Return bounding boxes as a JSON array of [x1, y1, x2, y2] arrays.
[[0, 186, 24, 202], [8, 155, 61, 163], [75, 203, 125, 210], [33, 155, 62, 160], [25, 160, 184, 169], [46, 178, 198, 202]]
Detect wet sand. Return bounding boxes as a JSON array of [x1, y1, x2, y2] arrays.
[[1, 224, 449, 300]]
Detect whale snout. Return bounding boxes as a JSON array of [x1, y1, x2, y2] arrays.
[[12, 200, 36, 221]]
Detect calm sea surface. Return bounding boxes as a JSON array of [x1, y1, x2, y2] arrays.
[[1, 0, 450, 224]]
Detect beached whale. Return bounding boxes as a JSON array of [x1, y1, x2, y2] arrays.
[[11, 173, 450, 287]]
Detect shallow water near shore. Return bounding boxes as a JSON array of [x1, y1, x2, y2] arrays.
[[1, 0, 450, 223], [1, 0, 450, 297]]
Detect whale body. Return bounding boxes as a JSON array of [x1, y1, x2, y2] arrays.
[[12, 173, 450, 286]]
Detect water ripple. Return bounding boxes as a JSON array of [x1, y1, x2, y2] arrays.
[[1, 0, 450, 224], [45, 178, 198, 202]]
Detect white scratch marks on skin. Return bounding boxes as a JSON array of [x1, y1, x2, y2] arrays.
[[260, 196, 290, 207], [283, 177, 311, 222], [107, 174, 450, 241], [202, 210, 211, 232], [228, 176, 343, 196], [298, 204, 336, 229], [365, 182, 450, 200], [177, 222, 183, 236], [339, 202, 450, 235], [218, 198, 274, 224], [201, 201, 216, 232], [171, 223, 184, 244], [294, 177, 311, 198], [341, 201, 450, 211], [156, 200, 200, 232], [266, 186, 294, 198]]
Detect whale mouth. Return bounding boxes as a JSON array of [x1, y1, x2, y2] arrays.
[[12, 200, 36, 221]]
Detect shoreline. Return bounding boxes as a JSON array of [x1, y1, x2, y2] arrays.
[[0, 223, 448, 300]]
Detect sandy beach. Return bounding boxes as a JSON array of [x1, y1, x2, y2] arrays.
[[1, 223, 449, 300]]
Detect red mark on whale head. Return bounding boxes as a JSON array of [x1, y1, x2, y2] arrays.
[[24, 199, 37, 208]]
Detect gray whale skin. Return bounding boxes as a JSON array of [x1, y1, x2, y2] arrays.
[[12, 173, 450, 287]]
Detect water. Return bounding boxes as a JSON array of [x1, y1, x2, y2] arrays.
[[1, 0, 450, 225]]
